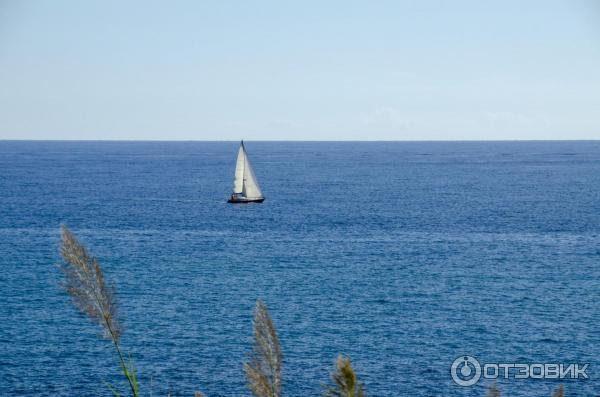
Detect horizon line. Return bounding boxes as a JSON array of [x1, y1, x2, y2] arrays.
[[1, 138, 599, 143]]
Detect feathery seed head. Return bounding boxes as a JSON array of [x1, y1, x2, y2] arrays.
[[323, 355, 365, 397], [244, 299, 282, 397], [58, 225, 121, 341]]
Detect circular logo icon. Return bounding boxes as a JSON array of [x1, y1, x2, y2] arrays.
[[451, 355, 481, 386]]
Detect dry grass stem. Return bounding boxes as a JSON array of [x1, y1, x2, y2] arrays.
[[58, 225, 138, 396], [59, 224, 121, 340], [323, 355, 365, 397], [244, 299, 282, 397]]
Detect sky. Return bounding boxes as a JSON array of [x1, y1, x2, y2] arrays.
[[0, 0, 599, 140]]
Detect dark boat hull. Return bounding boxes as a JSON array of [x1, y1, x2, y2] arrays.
[[227, 197, 265, 204]]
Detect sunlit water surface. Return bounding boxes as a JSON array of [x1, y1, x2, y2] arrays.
[[1, 141, 600, 396]]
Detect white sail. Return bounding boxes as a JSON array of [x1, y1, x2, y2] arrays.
[[233, 144, 245, 193], [232, 141, 263, 199], [241, 149, 263, 199]]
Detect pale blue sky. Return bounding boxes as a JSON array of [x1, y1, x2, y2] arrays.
[[1, 0, 599, 140]]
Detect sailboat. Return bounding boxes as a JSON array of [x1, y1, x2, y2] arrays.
[[227, 141, 265, 203]]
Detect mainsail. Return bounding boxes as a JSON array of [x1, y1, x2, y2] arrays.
[[233, 144, 245, 194], [233, 142, 263, 199]]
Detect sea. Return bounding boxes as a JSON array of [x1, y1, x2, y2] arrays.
[[1, 141, 599, 396]]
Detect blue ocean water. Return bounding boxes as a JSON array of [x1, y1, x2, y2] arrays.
[[1, 141, 600, 396]]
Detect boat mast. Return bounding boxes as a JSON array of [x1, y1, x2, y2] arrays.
[[241, 140, 246, 195]]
